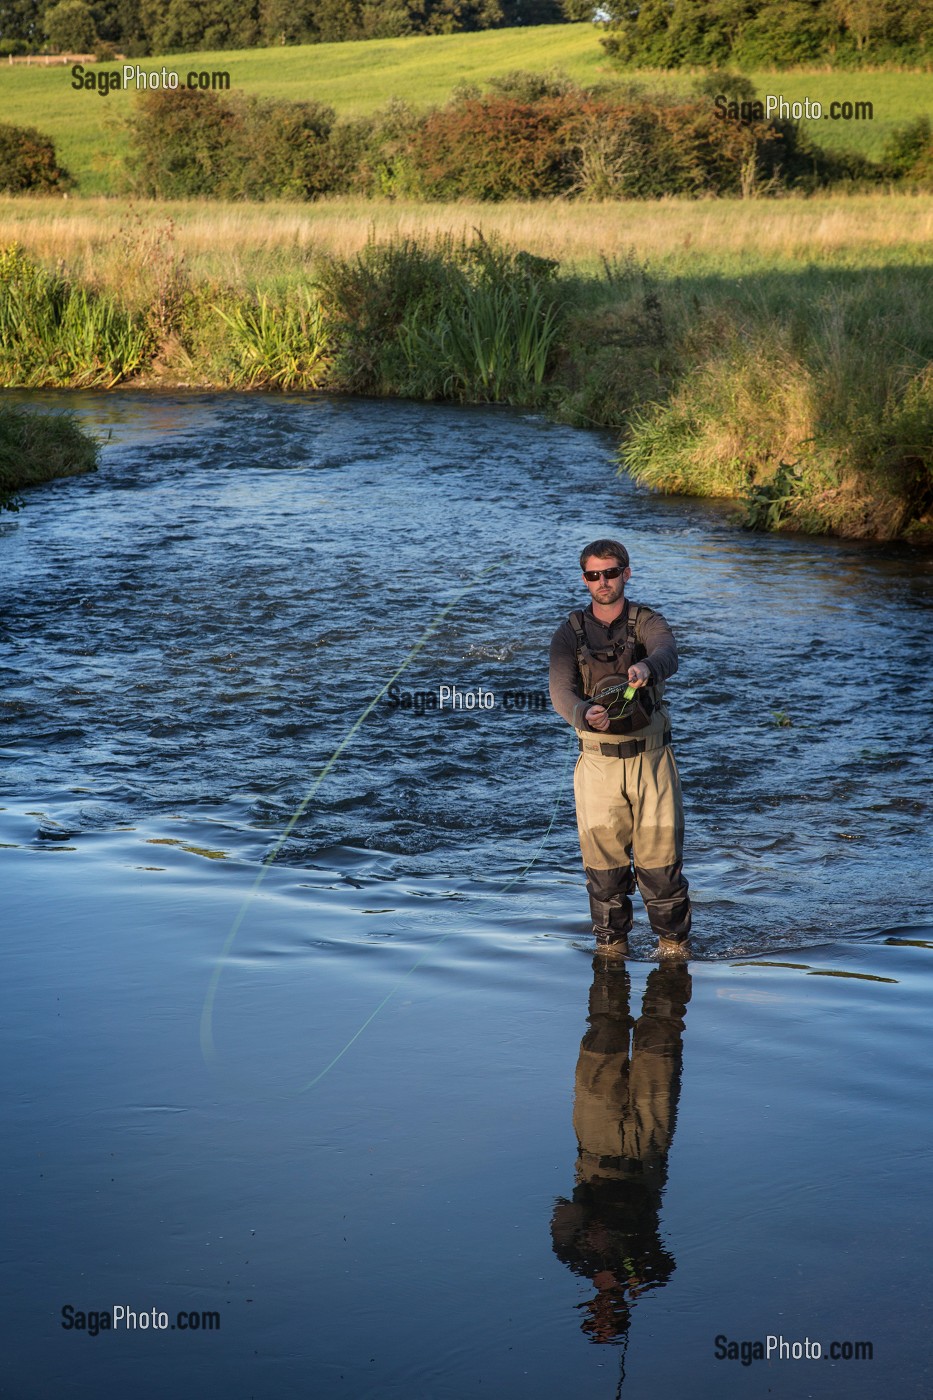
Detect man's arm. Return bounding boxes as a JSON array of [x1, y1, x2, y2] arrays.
[[636, 606, 679, 686], [549, 622, 592, 729]]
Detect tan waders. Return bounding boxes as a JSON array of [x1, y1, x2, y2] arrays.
[[574, 711, 691, 945]]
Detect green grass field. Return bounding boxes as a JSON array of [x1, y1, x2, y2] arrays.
[[1, 24, 930, 194]]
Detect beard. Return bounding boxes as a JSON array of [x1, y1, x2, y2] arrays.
[[592, 581, 624, 604]]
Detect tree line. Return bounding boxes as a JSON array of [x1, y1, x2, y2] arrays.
[[599, 0, 933, 69], [0, 0, 571, 56]]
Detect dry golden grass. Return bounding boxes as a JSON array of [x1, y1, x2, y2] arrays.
[[1, 193, 931, 284]]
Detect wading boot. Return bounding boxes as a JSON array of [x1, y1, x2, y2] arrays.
[[595, 930, 630, 958], [656, 935, 690, 960]]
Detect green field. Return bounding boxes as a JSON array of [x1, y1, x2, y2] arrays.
[[1, 24, 930, 194]]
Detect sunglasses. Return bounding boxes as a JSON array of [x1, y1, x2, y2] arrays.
[[583, 566, 625, 582]]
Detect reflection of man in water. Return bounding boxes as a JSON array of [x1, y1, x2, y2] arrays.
[[551, 959, 691, 1346]]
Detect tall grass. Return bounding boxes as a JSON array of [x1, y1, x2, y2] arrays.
[[0, 225, 929, 539], [618, 268, 933, 538], [0, 403, 99, 510], [1, 195, 930, 284], [0, 244, 147, 387], [399, 277, 560, 400]]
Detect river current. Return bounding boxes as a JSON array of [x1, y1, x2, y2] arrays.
[[1, 391, 930, 957]]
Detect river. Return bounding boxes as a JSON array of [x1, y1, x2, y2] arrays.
[[2, 391, 932, 1398]]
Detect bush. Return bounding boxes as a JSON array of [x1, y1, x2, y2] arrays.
[[619, 273, 933, 540], [126, 90, 241, 198], [126, 89, 335, 200], [236, 99, 336, 199], [0, 125, 71, 194], [882, 117, 933, 186], [412, 96, 575, 200], [570, 99, 775, 199], [314, 234, 562, 399]]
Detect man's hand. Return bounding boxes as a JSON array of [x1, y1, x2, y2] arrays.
[[585, 704, 611, 732], [627, 662, 652, 689]]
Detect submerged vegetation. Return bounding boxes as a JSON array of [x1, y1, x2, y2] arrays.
[[0, 226, 930, 540]]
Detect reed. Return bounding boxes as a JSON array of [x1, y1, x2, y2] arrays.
[[0, 224, 929, 540], [213, 287, 330, 388], [399, 277, 561, 401], [0, 244, 147, 387], [619, 269, 933, 538]]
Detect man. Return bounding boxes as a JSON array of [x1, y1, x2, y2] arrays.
[[549, 539, 691, 955]]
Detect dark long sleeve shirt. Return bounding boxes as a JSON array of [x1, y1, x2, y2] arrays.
[[549, 599, 680, 731]]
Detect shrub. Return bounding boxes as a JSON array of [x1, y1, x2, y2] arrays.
[[882, 117, 933, 186], [315, 234, 562, 400], [619, 274, 933, 540], [235, 99, 336, 199], [485, 67, 580, 101], [570, 99, 772, 199], [318, 100, 423, 198], [0, 125, 71, 194], [411, 96, 577, 200], [126, 89, 335, 200], [126, 89, 241, 198]]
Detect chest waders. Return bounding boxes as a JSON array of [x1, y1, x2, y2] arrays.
[[570, 602, 691, 949]]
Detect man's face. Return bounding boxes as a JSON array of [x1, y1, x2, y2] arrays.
[[582, 555, 630, 607]]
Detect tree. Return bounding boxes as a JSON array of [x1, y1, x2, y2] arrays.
[[146, 0, 260, 52], [44, 0, 98, 49], [0, 0, 42, 45]]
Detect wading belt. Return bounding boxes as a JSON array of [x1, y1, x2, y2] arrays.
[[578, 730, 672, 759]]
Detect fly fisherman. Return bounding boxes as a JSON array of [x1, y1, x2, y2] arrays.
[[549, 539, 691, 956]]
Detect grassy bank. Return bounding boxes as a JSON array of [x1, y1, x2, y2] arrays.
[[0, 205, 930, 540], [1, 27, 930, 193], [0, 403, 99, 509]]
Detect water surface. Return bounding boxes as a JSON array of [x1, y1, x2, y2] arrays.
[[2, 392, 931, 1398]]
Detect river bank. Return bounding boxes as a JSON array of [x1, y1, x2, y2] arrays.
[[2, 199, 931, 538]]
